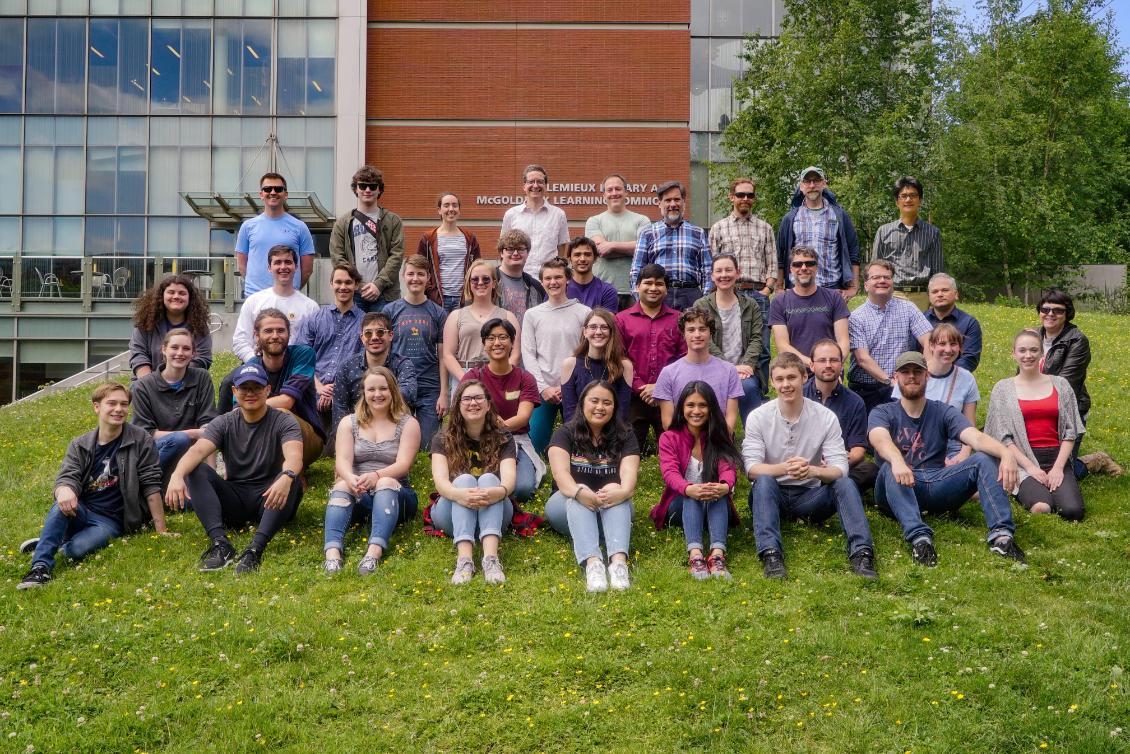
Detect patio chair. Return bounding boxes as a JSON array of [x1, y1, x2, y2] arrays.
[[112, 266, 130, 297], [35, 267, 61, 297]]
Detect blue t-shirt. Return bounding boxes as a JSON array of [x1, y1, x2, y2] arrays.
[[384, 299, 448, 391], [868, 399, 972, 470], [82, 435, 124, 518], [236, 213, 316, 295]]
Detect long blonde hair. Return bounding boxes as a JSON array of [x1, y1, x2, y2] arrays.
[[353, 367, 409, 427], [461, 259, 500, 306]]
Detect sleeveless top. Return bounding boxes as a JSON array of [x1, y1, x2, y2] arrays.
[[351, 414, 409, 474], [455, 305, 508, 367]]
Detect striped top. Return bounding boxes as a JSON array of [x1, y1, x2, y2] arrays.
[[871, 218, 943, 287]]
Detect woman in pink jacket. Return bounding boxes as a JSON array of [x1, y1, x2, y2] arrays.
[[652, 381, 743, 580]]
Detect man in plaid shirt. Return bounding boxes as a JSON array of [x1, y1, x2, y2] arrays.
[[710, 177, 777, 395], [630, 181, 713, 310], [776, 166, 860, 301]]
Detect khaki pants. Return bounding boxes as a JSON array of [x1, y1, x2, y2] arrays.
[[278, 409, 325, 470]]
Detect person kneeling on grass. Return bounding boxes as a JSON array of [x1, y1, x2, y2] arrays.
[[428, 379, 517, 585], [868, 351, 1025, 567], [744, 352, 877, 580], [18, 382, 167, 589], [323, 366, 421, 575], [544, 381, 640, 593], [166, 363, 305, 575], [651, 381, 742, 580]]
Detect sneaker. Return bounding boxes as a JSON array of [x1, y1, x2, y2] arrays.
[[481, 555, 506, 585], [198, 538, 237, 572], [584, 559, 608, 593], [17, 564, 52, 590], [19, 538, 39, 555], [688, 554, 710, 580], [849, 547, 878, 579], [989, 536, 1026, 564], [759, 549, 787, 579], [608, 561, 631, 591], [451, 556, 475, 585], [910, 538, 938, 567], [323, 557, 343, 575], [233, 547, 262, 575], [707, 553, 732, 579], [357, 556, 379, 576], [1080, 451, 1123, 477]]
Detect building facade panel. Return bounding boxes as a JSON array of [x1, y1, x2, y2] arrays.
[[369, 1, 688, 24]]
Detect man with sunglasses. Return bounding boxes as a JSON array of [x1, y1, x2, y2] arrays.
[[769, 246, 850, 371], [496, 229, 546, 323], [237, 172, 316, 296], [330, 165, 404, 313], [872, 176, 942, 310], [330, 312, 418, 431], [776, 166, 860, 301], [501, 164, 570, 277]]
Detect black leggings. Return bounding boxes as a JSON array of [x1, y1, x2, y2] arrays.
[[187, 465, 304, 551], [1017, 446, 1084, 521]]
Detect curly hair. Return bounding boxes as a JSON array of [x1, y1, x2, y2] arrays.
[[132, 274, 210, 335], [572, 308, 627, 384], [442, 379, 511, 478]]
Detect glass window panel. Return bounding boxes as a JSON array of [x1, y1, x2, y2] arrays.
[[308, 0, 335, 14], [150, 20, 182, 109], [214, 19, 271, 115], [23, 217, 83, 255], [0, 217, 19, 252], [149, 116, 178, 145], [211, 146, 239, 191], [0, 147, 21, 213], [0, 116, 19, 144], [59, 0, 88, 13], [152, 19, 211, 115], [56, 18, 87, 112], [690, 38, 709, 133], [745, 1, 774, 35], [278, 0, 303, 16], [149, 145, 208, 214], [210, 227, 233, 253], [148, 217, 208, 254], [711, 0, 741, 36], [85, 215, 114, 253], [85, 216, 142, 255], [690, 132, 709, 162], [88, 116, 116, 144], [691, 0, 708, 36], [120, 115, 146, 145], [0, 19, 23, 112], [181, 116, 209, 145], [709, 38, 741, 132], [212, 117, 240, 145], [0, 0, 28, 14], [244, 0, 271, 15], [118, 146, 146, 212], [24, 145, 83, 213], [773, 0, 784, 35], [154, 0, 212, 15], [277, 20, 335, 116], [305, 146, 333, 210], [240, 116, 267, 146], [86, 147, 117, 213]]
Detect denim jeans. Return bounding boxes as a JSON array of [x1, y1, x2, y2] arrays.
[[528, 400, 561, 456], [668, 494, 731, 552], [665, 286, 703, 311], [323, 486, 419, 552], [874, 452, 1015, 544], [442, 294, 462, 313], [849, 380, 894, 416], [414, 384, 442, 445], [738, 376, 762, 429], [353, 292, 387, 314], [739, 289, 771, 396], [514, 446, 538, 502], [430, 473, 514, 544], [155, 432, 193, 477], [750, 475, 873, 557], [544, 491, 633, 564], [31, 502, 124, 571]]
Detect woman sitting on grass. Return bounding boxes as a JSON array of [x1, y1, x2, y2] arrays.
[[984, 329, 1085, 521], [652, 381, 742, 580], [428, 379, 517, 585], [544, 381, 640, 593], [323, 366, 421, 575], [559, 308, 633, 423]]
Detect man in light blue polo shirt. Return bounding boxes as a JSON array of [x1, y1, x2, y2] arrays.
[[236, 172, 316, 296]]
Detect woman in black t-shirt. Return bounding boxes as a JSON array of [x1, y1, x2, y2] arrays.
[[544, 381, 640, 593]]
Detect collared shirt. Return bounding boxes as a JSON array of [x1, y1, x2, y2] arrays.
[[741, 398, 849, 487], [330, 350, 418, 430], [872, 218, 943, 287], [630, 219, 714, 292], [615, 302, 686, 391], [924, 305, 982, 371], [501, 201, 570, 277], [792, 204, 841, 286], [848, 297, 933, 385], [295, 304, 363, 382], [803, 377, 868, 451], [710, 211, 777, 286]]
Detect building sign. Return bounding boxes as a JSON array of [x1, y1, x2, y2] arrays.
[[476, 181, 663, 207]]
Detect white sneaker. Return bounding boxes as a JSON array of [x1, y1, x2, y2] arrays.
[[608, 561, 630, 591], [451, 556, 475, 585], [481, 555, 506, 585], [584, 559, 608, 593]]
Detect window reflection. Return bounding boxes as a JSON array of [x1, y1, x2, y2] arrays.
[[26, 18, 87, 113], [214, 19, 271, 115], [88, 18, 148, 114], [0, 19, 24, 113]]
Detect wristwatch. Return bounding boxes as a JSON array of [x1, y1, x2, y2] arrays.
[[280, 469, 297, 480]]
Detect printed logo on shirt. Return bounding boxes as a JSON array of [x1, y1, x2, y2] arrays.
[[505, 390, 521, 401]]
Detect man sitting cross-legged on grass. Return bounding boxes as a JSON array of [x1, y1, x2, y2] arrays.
[[18, 382, 167, 589], [868, 351, 1025, 567], [743, 352, 877, 580], [166, 363, 305, 575]]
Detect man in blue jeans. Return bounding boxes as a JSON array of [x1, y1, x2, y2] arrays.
[[742, 352, 876, 580], [18, 382, 167, 589], [868, 351, 1025, 567]]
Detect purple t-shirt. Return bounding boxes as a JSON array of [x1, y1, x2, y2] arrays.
[[867, 399, 973, 470], [768, 286, 849, 360], [652, 356, 744, 412]]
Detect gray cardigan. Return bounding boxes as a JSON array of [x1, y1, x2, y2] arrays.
[[130, 367, 218, 434], [983, 375, 1083, 490]]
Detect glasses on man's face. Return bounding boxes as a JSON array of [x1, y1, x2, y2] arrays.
[[869, 274, 893, 281], [362, 328, 390, 339], [813, 357, 842, 365], [460, 394, 487, 404], [585, 324, 610, 332], [470, 276, 493, 285], [732, 191, 755, 200], [260, 185, 286, 194], [898, 192, 920, 200], [503, 247, 528, 256], [525, 178, 546, 186], [1039, 306, 1066, 316], [791, 260, 817, 269], [353, 182, 379, 191]]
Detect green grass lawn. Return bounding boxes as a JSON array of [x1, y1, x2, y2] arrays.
[[1, 303, 1127, 753]]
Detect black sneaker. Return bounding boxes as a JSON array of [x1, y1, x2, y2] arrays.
[[198, 538, 237, 572], [234, 548, 262, 575], [849, 547, 878, 579], [18, 538, 39, 555], [989, 536, 1026, 564], [17, 564, 52, 590], [910, 538, 938, 567], [760, 549, 787, 579]]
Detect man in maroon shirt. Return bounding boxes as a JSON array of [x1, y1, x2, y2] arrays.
[[615, 264, 686, 453]]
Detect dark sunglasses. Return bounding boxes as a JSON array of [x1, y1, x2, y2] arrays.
[[791, 260, 817, 269], [470, 276, 494, 285], [732, 191, 755, 199], [353, 182, 380, 191], [1039, 306, 1066, 315], [260, 185, 286, 194]]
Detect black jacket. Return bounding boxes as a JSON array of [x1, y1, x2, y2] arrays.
[[56, 423, 162, 533], [1040, 322, 1091, 418]]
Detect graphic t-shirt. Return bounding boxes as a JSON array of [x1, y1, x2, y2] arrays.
[[868, 399, 972, 470], [498, 272, 532, 322], [83, 435, 124, 518], [350, 212, 383, 284], [768, 286, 850, 359], [384, 299, 448, 390], [462, 366, 541, 434], [430, 432, 517, 477], [548, 424, 640, 490]]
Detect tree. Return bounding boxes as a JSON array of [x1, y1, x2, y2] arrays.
[[933, 0, 1130, 301], [722, 0, 951, 244]]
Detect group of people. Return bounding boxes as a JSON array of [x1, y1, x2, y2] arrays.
[[15, 164, 1120, 593]]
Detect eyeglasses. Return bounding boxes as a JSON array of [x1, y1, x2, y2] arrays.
[[484, 334, 511, 343], [260, 185, 286, 194], [897, 192, 920, 200], [470, 276, 493, 285], [1039, 306, 1067, 315], [585, 324, 610, 332], [868, 274, 893, 281], [503, 247, 528, 255], [791, 260, 817, 269], [732, 191, 755, 199], [460, 394, 487, 404], [362, 328, 390, 339], [524, 178, 546, 186], [813, 357, 842, 365], [353, 182, 380, 191]]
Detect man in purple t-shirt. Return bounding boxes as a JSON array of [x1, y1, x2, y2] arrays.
[[769, 245, 851, 371], [654, 308, 743, 432]]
